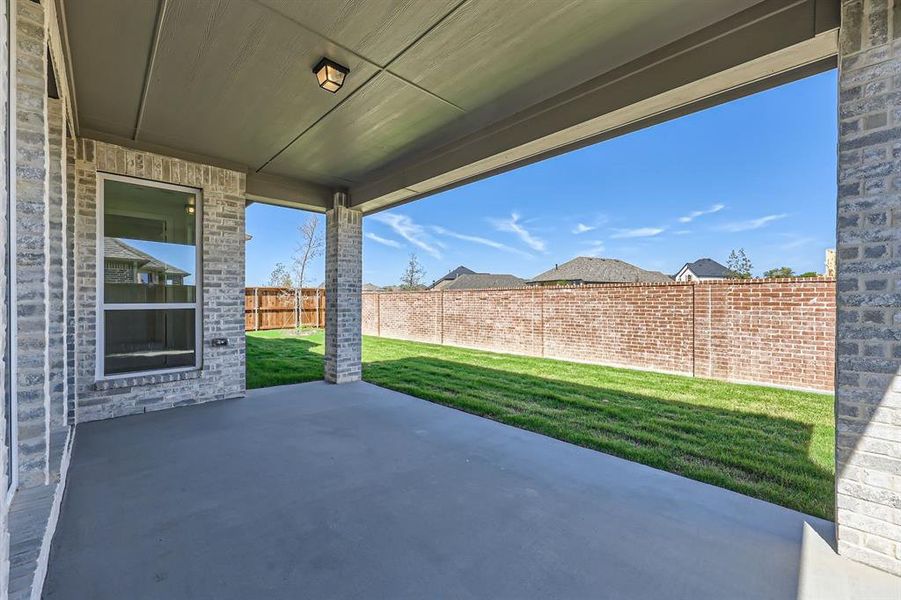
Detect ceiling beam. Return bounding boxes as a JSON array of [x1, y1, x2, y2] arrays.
[[79, 129, 333, 211], [245, 172, 332, 213], [351, 0, 839, 214]]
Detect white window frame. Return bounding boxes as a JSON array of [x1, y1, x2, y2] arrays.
[[95, 173, 203, 381]]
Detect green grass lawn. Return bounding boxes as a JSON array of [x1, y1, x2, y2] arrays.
[[246, 329, 835, 519]]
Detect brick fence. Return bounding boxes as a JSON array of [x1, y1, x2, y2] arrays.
[[362, 278, 836, 392]]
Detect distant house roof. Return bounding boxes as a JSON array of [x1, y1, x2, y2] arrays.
[[676, 258, 734, 279], [104, 238, 189, 277], [429, 266, 475, 288], [443, 273, 526, 290], [528, 257, 672, 285]]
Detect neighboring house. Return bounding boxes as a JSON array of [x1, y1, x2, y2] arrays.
[[528, 257, 672, 286], [430, 266, 476, 289], [104, 238, 189, 285], [674, 258, 734, 282], [442, 273, 526, 290], [825, 249, 836, 277]]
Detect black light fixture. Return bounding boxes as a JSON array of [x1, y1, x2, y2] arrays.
[[313, 57, 349, 93]]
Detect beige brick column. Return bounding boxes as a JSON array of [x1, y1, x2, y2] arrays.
[[835, 0, 901, 575], [324, 193, 362, 384]]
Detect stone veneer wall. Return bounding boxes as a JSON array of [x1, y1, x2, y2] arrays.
[[46, 97, 65, 447], [0, 0, 10, 592], [362, 278, 837, 392], [834, 0, 901, 576], [14, 0, 47, 489], [73, 139, 246, 422], [64, 133, 75, 425]]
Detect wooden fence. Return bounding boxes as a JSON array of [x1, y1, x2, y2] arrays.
[[245, 287, 325, 330]]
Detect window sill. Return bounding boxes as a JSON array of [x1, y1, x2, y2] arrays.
[[94, 369, 202, 391]]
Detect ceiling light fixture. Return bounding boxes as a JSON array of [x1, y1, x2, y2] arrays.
[[313, 57, 349, 93]]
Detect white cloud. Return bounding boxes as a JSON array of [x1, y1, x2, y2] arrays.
[[431, 226, 532, 258], [678, 203, 725, 223], [572, 223, 595, 234], [717, 213, 787, 233], [611, 227, 666, 239], [489, 212, 546, 252], [365, 232, 402, 248], [369, 213, 442, 258]]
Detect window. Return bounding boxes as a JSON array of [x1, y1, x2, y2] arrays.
[[98, 174, 201, 378]]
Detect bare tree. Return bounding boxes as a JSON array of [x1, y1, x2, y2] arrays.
[[399, 253, 427, 290], [291, 216, 324, 328]]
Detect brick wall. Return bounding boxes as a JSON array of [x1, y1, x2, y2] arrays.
[[0, 0, 10, 591], [362, 278, 836, 392], [694, 279, 836, 391], [378, 292, 442, 344], [14, 0, 48, 487], [544, 285, 694, 375], [834, 0, 901, 575], [444, 288, 541, 355], [74, 139, 246, 422], [324, 202, 362, 384]]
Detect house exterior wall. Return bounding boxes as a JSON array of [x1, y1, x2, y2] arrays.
[[361, 278, 836, 392], [834, 0, 901, 575], [47, 97, 65, 438], [14, 0, 47, 489], [674, 267, 725, 282], [73, 139, 246, 422], [103, 261, 136, 284], [0, 0, 10, 593]]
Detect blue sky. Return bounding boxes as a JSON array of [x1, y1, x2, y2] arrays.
[[246, 70, 837, 287]]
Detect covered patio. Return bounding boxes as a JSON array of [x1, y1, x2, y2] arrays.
[[44, 382, 897, 599], [0, 0, 899, 596]]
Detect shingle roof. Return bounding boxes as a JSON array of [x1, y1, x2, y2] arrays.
[[528, 257, 672, 284], [678, 258, 734, 278], [443, 273, 526, 290], [103, 238, 190, 277], [429, 265, 475, 288]]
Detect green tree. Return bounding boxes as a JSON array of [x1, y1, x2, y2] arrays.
[[399, 253, 427, 289], [798, 271, 819, 278], [267, 262, 294, 287], [726, 249, 753, 279], [762, 266, 795, 279]]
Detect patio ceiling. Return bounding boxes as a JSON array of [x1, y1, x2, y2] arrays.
[[57, 0, 839, 213]]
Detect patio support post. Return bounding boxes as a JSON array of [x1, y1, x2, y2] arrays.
[[324, 192, 362, 383], [835, 0, 901, 575]]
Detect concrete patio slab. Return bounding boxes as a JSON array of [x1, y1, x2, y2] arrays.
[[44, 382, 899, 599]]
